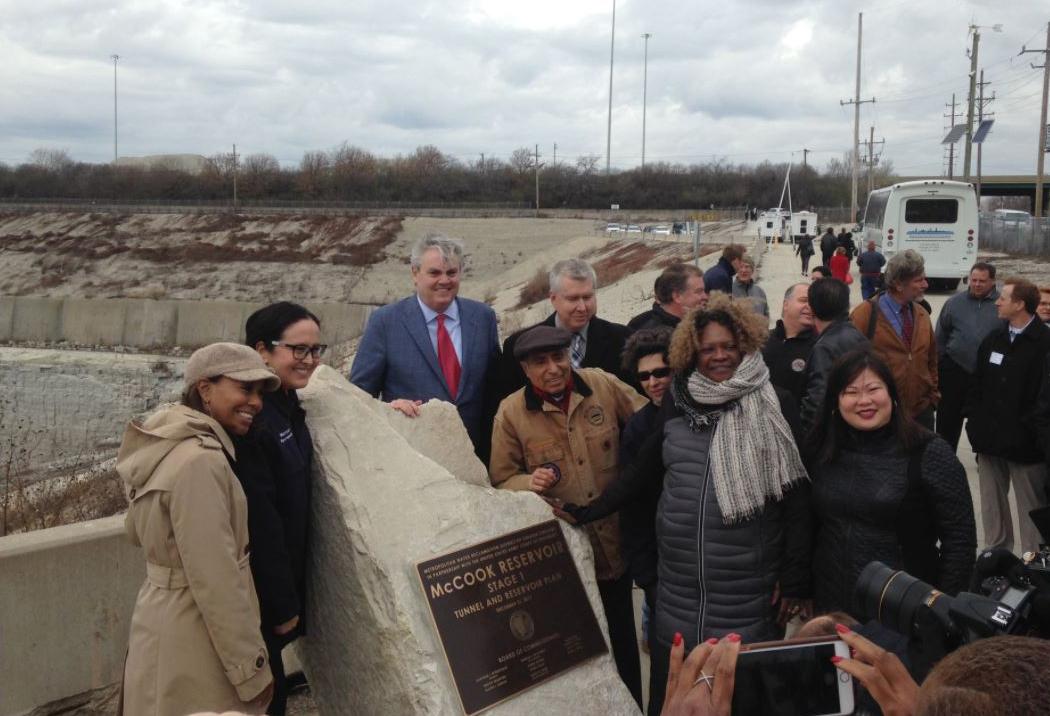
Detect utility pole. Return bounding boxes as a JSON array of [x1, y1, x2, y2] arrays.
[[641, 32, 651, 169], [1022, 22, 1050, 217], [232, 144, 238, 207], [111, 54, 120, 163], [944, 94, 963, 178], [839, 12, 875, 224], [552, 143, 557, 168], [802, 148, 810, 169], [976, 70, 995, 199], [963, 26, 981, 180], [605, 0, 616, 175], [534, 144, 543, 217], [861, 127, 885, 197]]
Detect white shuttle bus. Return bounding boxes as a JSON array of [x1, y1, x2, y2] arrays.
[[861, 180, 978, 290]]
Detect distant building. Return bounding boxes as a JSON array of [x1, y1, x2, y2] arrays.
[[115, 154, 208, 175]]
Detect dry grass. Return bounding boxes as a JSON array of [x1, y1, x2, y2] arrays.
[[514, 266, 549, 309]]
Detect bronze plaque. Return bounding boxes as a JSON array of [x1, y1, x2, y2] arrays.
[[416, 520, 608, 715]]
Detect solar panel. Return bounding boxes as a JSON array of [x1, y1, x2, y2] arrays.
[[973, 119, 995, 144], [941, 125, 966, 144]]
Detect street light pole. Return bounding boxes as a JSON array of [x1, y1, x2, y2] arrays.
[[605, 0, 616, 175], [641, 33, 651, 169], [111, 54, 120, 164]]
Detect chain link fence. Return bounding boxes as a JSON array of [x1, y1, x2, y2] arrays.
[[978, 214, 1050, 255]]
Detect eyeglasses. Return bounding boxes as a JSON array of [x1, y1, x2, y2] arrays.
[[270, 342, 328, 360], [636, 367, 671, 382]]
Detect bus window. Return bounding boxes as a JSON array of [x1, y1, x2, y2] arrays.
[[863, 191, 889, 226], [905, 198, 958, 224]]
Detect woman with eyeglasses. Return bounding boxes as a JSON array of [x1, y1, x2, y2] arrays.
[[241, 301, 325, 715]]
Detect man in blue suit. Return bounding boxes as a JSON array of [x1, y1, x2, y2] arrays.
[[351, 234, 501, 459]]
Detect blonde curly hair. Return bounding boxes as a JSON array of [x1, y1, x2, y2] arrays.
[[668, 292, 769, 373]]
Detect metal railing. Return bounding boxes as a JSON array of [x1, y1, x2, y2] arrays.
[[978, 215, 1050, 255]]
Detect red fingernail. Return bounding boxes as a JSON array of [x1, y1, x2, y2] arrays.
[[835, 623, 851, 635], [706, 637, 719, 645], [727, 633, 741, 643], [673, 632, 683, 646], [831, 656, 843, 664]]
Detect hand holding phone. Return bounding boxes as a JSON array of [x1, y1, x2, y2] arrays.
[[730, 637, 854, 716], [831, 624, 919, 716]]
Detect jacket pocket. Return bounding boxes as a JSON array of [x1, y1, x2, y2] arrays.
[[525, 440, 565, 473]]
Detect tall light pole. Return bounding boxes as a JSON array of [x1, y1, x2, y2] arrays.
[[605, 0, 616, 175], [641, 33, 651, 169], [964, 24, 1001, 181], [111, 54, 120, 163]]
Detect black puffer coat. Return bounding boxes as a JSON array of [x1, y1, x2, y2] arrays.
[[568, 383, 812, 651], [811, 428, 976, 614]]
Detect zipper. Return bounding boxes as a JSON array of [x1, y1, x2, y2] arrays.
[[697, 457, 711, 644]]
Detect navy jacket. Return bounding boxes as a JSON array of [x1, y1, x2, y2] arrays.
[[351, 295, 500, 458], [230, 389, 313, 642], [703, 257, 735, 295]]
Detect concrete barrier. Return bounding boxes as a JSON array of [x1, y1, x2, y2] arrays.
[[9, 297, 63, 342], [0, 515, 143, 716], [0, 296, 377, 351]]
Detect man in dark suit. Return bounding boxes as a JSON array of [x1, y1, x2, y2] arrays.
[[497, 258, 632, 400], [351, 234, 500, 458]]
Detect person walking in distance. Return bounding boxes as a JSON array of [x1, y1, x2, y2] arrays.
[[856, 241, 887, 301], [966, 278, 1050, 555], [795, 234, 815, 276], [819, 227, 838, 269], [934, 263, 1000, 451]]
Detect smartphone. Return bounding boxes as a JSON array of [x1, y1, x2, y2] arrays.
[[729, 637, 854, 716]]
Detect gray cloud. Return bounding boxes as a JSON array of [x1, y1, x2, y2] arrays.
[[0, 0, 1045, 179]]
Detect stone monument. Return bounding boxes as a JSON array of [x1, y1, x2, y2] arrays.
[[297, 366, 640, 715]]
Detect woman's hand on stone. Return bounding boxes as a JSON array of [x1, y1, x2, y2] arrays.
[[661, 632, 740, 716]]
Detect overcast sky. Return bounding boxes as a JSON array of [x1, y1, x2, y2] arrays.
[[1, 0, 1047, 177]]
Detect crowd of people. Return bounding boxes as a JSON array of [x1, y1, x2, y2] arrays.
[[113, 231, 1050, 715]]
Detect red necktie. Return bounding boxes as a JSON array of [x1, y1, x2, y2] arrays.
[[436, 314, 461, 399], [901, 304, 914, 347]]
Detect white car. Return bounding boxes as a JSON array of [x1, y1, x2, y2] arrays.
[[605, 223, 622, 233], [993, 209, 1031, 229], [626, 224, 642, 233], [650, 225, 671, 236]]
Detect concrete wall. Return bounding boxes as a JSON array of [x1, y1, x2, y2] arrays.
[[0, 296, 375, 350], [0, 515, 143, 716]]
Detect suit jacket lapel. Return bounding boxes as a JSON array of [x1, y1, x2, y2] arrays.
[[399, 297, 448, 394], [457, 299, 480, 397]]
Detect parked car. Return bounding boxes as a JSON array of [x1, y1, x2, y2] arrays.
[[993, 209, 1031, 229], [626, 224, 642, 233], [650, 225, 671, 236], [605, 223, 622, 233]]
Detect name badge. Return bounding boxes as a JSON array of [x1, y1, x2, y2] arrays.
[[989, 352, 1004, 365]]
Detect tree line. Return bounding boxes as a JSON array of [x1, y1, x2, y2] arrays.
[[0, 145, 896, 210]]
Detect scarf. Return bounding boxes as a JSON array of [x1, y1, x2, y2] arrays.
[[672, 352, 808, 524], [531, 373, 575, 413]]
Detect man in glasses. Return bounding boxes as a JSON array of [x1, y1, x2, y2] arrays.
[[351, 233, 500, 460]]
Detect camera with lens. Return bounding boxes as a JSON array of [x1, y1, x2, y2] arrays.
[[853, 507, 1050, 675]]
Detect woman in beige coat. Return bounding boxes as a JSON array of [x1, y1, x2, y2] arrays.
[[117, 343, 281, 716]]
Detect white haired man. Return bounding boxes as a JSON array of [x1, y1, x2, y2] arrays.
[[496, 258, 633, 399]]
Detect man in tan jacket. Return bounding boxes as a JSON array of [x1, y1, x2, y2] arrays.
[[850, 249, 939, 428], [490, 325, 647, 706]]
